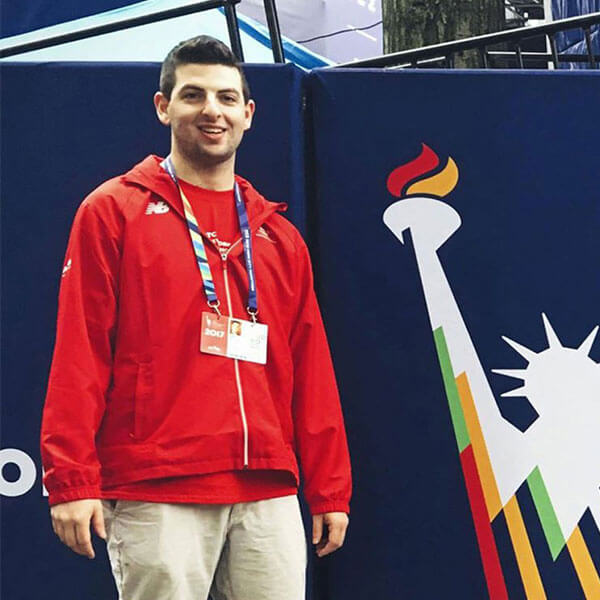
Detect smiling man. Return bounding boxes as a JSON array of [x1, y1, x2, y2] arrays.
[[40, 36, 351, 600]]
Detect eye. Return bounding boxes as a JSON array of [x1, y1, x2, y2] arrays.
[[221, 94, 237, 103]]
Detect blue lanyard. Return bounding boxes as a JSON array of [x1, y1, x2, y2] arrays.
[[161, 157, 259, 320]]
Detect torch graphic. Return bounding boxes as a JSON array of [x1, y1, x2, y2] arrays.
[[383, 144, 600, 600]]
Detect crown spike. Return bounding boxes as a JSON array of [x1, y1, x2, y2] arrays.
[[578, 325, 599, 356], [492, 368, 528, 380], [501, 385, 528, 398], [502, 336, 537, 363], [542, 313, 562, 348]]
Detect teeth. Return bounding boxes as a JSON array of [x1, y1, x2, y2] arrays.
[[201, 127, 224, 133]]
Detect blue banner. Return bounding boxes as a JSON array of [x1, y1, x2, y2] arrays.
[[0, 62, 307, 600], [309, 68, 600, 599], [1, 0, 134, 38], [2, 61, 600, 599]]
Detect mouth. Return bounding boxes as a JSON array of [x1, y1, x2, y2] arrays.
[[197, 125, 227, 141]]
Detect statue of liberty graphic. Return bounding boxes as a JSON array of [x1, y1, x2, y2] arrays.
[[383, 144, 600, 600]]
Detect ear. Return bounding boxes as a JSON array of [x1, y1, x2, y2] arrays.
[[154, 91, 171, 126], [243, 99, 256, 131]]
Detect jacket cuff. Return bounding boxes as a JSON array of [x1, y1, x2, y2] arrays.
[[48, 485, 102, 507], [309, 500, 350, 515]]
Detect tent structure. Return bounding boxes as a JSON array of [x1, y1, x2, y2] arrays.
[[0, 0, 332, 68]]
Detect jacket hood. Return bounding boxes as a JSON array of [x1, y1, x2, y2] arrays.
[[122, 155, 287, 232]]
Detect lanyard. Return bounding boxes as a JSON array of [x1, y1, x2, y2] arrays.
[[161, 156, 259, 320]]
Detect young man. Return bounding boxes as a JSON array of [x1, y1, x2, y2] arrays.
[[41, 36, 351, 600]]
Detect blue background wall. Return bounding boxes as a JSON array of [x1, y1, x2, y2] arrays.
[[308, 68, 600, 599], [2, 63, 600, 599], [1, 1, 134, 37], [0, 62, 308, 600]]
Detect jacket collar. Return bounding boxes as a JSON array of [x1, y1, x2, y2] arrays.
[[123, 155, 287, 251]]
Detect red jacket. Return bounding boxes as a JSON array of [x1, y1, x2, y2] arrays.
[[41, 155, 351, 514]]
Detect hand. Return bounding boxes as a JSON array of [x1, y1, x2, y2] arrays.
[[50, 498, 106, 559], [312, 512, 349, 557]]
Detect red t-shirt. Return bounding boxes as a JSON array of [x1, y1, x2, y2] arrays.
[[103, 179, 297, 504]]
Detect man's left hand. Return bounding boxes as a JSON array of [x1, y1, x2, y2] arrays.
[[312, 512, 349, 557]]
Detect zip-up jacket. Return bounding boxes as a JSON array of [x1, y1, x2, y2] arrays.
[[41, 155, 352, 515]]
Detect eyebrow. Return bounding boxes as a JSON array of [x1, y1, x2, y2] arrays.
[[218, 88, 240, 96], [178, 85, 240, 96]]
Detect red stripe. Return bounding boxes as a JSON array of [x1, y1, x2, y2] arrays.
[[460, 445, 509, 600]]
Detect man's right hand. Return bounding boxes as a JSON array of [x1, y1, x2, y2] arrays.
[[50, 498, 106, 559]]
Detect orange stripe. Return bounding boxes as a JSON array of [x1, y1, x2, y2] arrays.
[[567, 526, 600, 599], [504, 496, 547, 599], [455, 372, 502, 520]]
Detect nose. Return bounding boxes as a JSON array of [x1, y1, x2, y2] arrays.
[[201, 94, 221, 119]]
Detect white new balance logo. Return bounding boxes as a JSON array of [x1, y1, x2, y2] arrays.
[[62, 258, 72, 277], [257, 226, 275, 243], [145, 201, 170, 215]]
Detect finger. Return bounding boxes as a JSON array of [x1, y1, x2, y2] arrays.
[[317, 541, 335, 557], [312, 515, 323, 545], [75, 520, 95, 559], [328, 520, 347, 549], [316, 522, 346, 557], [63, 523, 80, 555], [91, 504, 107, 540], [317, 535, 342, 557]]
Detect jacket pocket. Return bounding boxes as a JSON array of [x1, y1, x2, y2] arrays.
[[132, 360, 154, 440]]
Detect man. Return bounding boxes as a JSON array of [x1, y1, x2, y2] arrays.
[[41, 35, 351, 600]]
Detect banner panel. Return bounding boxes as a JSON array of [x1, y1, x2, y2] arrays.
[[0, 62, 306, 600], [309, 68, 600, 600]]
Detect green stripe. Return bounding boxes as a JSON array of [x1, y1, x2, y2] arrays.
[[433, 326, 470, 452], [527, 466, 565, 560]]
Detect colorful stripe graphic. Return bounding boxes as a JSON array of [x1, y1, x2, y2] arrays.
[[527, 467, 565, 561], [433, 328, 469, 452], [504, 495, 547, 599], [461, 445, 509, 600], [456, 372, 502, 521], [433, 326, 508, 599], [456, 371, 547, 598], [568, 527, 600, 598], [432, 326, 600, 599]]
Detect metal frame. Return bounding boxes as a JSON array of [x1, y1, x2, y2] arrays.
[[334, 12, 600, 69], [0, 0, 286, 63], [263, 0, 285, 63]]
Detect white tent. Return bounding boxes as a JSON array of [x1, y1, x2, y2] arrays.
[[0, 0, 332, 68]]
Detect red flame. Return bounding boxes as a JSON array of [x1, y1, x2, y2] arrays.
[[386, 143, 440, 197]]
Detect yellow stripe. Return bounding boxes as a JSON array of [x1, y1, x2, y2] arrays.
[[191, 229, 203, 244], [455, 372, 503, 520], [504, 496, 547, 599], [567, 526, 600, 599]]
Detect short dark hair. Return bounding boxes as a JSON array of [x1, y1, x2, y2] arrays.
[[160, 35, 251, 103]]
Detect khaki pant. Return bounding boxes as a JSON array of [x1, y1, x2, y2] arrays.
[[102, 495, 307, 600]]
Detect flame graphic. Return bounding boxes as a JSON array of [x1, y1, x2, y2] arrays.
[[386, 143, 459, 199], [387, 143, 439, 197], [406, 157, 459, 197]]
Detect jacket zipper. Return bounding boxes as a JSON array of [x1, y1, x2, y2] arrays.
[[220, 241, 249, 468]]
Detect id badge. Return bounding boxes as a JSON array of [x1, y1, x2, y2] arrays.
[[200, 311, 268, 364]]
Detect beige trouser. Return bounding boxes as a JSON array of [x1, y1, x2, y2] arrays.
[[102, 494, 307, 600]]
